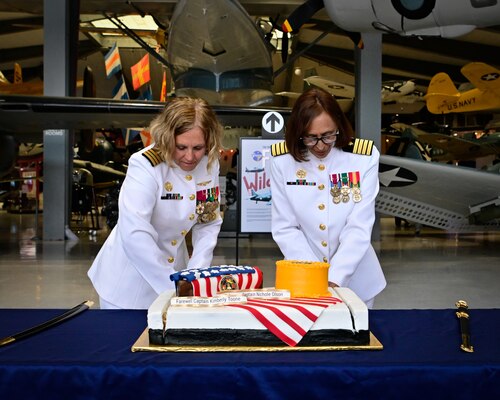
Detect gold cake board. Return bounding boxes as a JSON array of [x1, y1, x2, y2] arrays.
[[131, 328, 383, 352]]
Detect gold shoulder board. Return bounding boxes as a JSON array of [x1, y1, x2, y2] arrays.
[[271, 141, 289, 157], [142, 148, 164, 167], [345, 138, 374, 156]]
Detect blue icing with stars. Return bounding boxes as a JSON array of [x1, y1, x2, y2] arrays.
[[170, 265, 257, 282]]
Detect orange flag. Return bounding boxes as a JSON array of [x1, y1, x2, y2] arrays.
[[160, 70, 167, 102], [140, 129, 153, 147], [131, 54, 150, 91]]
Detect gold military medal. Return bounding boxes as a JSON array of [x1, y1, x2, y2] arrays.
[[330, 174, 341, 204], [351, 171, 362, 203], [196, 187, 220, 223], [340, 173, 350, 203], [352, 188, 362, 203], [341, 187, 350, 203]]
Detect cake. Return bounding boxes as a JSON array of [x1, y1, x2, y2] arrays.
[[147, 262, 370, 347], [169, 265, 263, 296], [275, 260, 331, 298]]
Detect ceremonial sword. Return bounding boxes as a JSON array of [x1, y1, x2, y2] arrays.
[[0, 300, 94, 347]]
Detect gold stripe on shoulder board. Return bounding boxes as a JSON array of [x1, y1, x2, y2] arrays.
[[271, 141, 289, 157], [142, 148, 164, 166], [352, 138, 373, 156]]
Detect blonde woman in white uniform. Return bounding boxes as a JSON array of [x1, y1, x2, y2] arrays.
[[270, 88, 386, 308], [88, 97, 223, 309]]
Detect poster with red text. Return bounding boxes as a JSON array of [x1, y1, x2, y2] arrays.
[[239, 137, 282, 233]]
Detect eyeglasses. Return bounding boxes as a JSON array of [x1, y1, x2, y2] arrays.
[[301, 130, 339, 147]]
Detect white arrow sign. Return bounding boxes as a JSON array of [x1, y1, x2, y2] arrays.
[[262, 111, 284, 134]]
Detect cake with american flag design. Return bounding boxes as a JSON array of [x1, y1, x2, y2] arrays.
[[170, 265, 263, 297], [147, 265, 369, 347]]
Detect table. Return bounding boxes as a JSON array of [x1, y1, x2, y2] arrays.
[[1, 308, 499, 399]]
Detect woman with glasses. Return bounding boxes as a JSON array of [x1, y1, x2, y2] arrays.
[[269, 87, 386, 308]]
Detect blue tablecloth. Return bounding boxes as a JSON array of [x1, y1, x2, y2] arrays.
[[0, 308, 499, 399]]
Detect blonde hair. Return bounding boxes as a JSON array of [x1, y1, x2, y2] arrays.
[[149, 97, 223, 170]]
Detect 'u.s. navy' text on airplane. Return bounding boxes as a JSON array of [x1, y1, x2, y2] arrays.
[[425, 62, 500, 114]]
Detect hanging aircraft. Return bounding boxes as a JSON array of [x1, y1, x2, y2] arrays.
[[284, 0, 500, 38], [167, 0, 275, 106], [0, 62, 86, 96], [301, 76, 425, 114], [425, 62, 500, 114], [0, 63, 43, 95]]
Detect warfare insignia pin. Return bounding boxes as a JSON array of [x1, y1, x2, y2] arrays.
[[164, 182, 173, 192], [197, 180, 212, 186]]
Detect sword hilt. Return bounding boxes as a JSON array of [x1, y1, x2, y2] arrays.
[[455, 300, 474, 353]]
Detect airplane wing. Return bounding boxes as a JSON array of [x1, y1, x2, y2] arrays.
[[460, 62, 500, 93], [0, 95, 291, 139], [276, 91, 301, 99], [304, 76, 355, 99], [0, 80, 44, 95], [377, 155, 500, 232]]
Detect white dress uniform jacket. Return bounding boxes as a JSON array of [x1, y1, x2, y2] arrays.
[[270, 140, 386, 303], [88, 145, 222, 309]]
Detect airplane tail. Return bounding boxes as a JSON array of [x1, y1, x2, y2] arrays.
[[13, 63, 22, 84], [0, 63, 22, 85], [424, 72, 460, 114]]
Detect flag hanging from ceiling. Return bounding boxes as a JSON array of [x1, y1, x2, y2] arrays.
[[104, 43, 122, 79], [131, 54, 151, 90], [160, 70, 167, 102], [140, 129, 153, 147], [112, 75, 129, 100]]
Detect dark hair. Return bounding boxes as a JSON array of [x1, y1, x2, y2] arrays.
[[285, 87, 353, 162]]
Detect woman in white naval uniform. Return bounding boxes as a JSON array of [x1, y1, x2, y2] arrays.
[[88, 97, 223, 309], [270, 88, 386, 308]]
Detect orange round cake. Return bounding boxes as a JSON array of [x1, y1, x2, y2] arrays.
[[275, 260, 331, 298]]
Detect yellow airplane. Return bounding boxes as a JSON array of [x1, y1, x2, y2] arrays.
[[425, 62, 500, 114], [0, 63, 44, 95]]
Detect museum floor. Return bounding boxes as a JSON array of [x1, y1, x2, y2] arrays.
[[0, 210, 499, 310]]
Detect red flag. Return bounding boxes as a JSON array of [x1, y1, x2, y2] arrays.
[[160, 70, 167, 102], [131, 54, 150, 90]]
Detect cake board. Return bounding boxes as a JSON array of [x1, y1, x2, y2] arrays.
[[131, 328, 383, 352]]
